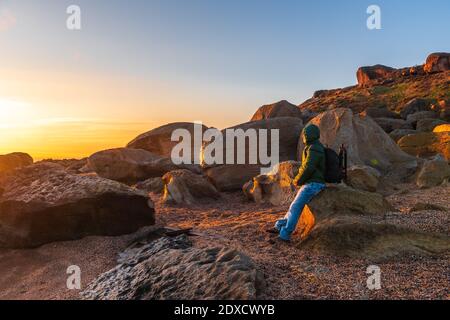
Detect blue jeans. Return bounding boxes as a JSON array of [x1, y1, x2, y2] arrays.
[[275, 182, 326, 241]]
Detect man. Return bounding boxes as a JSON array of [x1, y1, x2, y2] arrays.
[[272, 124, 326, 242]]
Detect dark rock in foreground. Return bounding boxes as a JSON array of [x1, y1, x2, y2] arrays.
[[0, 162, 155, 248], [81, 235, 265, 300]]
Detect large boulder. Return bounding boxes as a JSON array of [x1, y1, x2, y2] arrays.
[[416, 156, 450, 188], [87, 148, 199, 183], [127, 122, 208, 164], [296, 185, 449, 259], [434, 124, 450, 133], [346, 165, 380, 192], [0, 162, 155, 248], [398, 131, 450, 161], [372, 117, 412, 133], [297, 108, 416, 171], [162, 170, 220, 205], [389, 129, 417, 143], [399, 98, 431, 119], [356, 65, 396, 87], [202, 117, 303, 191], [406, 111, 438, 127], [81, 235, 265, 300], [424, 52, 450, 73], [0, 152, 33, 173], [250, 100, 303, 122], [416, 119, 448, 132], [243, 161, 300, 206]]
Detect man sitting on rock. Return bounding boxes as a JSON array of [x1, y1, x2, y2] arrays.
[[271, 124, 326, 242]]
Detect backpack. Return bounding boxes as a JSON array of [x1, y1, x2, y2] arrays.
[[324, 144, 347, 183]]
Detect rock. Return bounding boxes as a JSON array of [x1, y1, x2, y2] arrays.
[[87, 148, 199, 183], [346, 165, 381, 192], [250, 100, 303, 122], [134, 177, 164, 194], [372, 117, 412, 133], [81, 235, 265, 300], [356, 65, 396, 87], [295, 185, 450, 259], [127, 122, 208, 164], [38, 158, 88, 174], [416, 156, 450, 188], [406, 111, 438, 127], [398, 131, 450, 161], [202, 117, 303, 191], [298, 108, 416, 171], [361, 106, 400, 119], [389, 129, 417, 143], [0, 162, 155, 248], [162, 170, 220, 205], [0, 152, 33, 173], [409, 202, 447, 213], [400, 98, 431, 119], [300, 109, 319, 123], [424, 52, 450, 73], [416, 119, 448, 132], [433, 124, 450, 133], [243, 161, 300, 206]]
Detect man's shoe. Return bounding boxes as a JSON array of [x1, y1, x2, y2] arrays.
[[278, 236, 291, 243]]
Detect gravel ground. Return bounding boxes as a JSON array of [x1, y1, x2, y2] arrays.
[[0, 183, 448, 300]]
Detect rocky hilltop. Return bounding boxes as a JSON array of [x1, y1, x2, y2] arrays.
[[298, 52, 449, 117]]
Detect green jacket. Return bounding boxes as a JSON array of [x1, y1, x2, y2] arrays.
[[293, 124, 326, 186]]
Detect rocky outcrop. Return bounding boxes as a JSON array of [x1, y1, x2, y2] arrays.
[[433, 124, 450, 133], [81, 235, 265, 300], [416, 156, 450, 188], [416, 119, 448, 132], [424, 52, 450, 73], [389, 129, 417, 143], [250, 100, 303, 122], [87, 148, 199, 183], [346, 165, 380, 192], [357, 65, 396, 86], [243, 161, 300, 206], [372, 118, 412, 133], [0, 163, 155, 248], [297, 108, 416, 171], [162, 170, 220, 205], [400, 98, 431, 119], [0, 152, 33, 173], [127, 122, 208, 164], [296, 185, 449, 259], [398, 131, 450, 161], [202, 117, 303, 191]]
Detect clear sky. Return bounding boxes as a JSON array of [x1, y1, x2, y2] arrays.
[[0, 0, 449, 159]]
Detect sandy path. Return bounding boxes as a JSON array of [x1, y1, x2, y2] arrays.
[[0, 183, 448, 300]]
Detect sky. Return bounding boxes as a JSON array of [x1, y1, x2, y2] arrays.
[[0, 0, 449, 159]]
